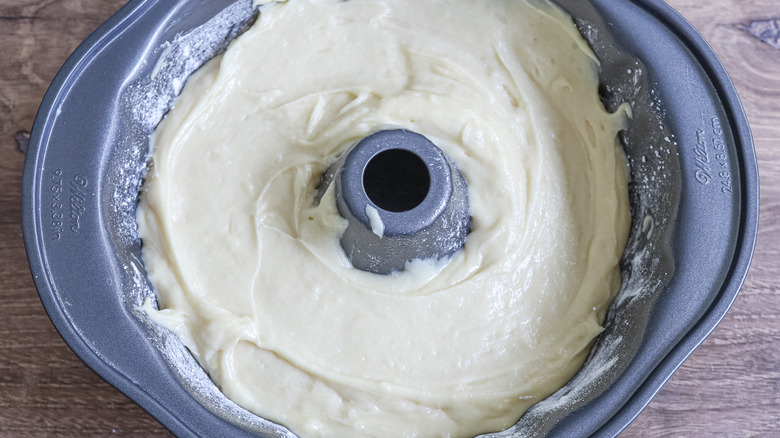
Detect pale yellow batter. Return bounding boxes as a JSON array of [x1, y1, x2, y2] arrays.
[[137, 0, 631, 437]]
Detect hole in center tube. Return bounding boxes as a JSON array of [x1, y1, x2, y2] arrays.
[[363, 149, 430, 213]]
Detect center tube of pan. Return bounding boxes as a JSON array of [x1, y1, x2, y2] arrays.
[[329, 129, 471, 274]]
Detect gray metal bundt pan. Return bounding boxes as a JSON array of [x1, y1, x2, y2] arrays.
[[22, 0, 758, 436]]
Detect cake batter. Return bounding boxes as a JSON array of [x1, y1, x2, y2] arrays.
[[138, 0, 631, 436]]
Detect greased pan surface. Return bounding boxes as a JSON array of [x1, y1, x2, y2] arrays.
[[23, 0, 758, 436]]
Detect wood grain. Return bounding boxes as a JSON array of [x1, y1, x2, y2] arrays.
[[1, 0, 778, 437]]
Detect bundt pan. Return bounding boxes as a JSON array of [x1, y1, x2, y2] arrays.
[[22, 0, 759, 436]]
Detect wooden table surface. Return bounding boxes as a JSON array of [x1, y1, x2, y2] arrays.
[[1, 0, 778, 436]]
